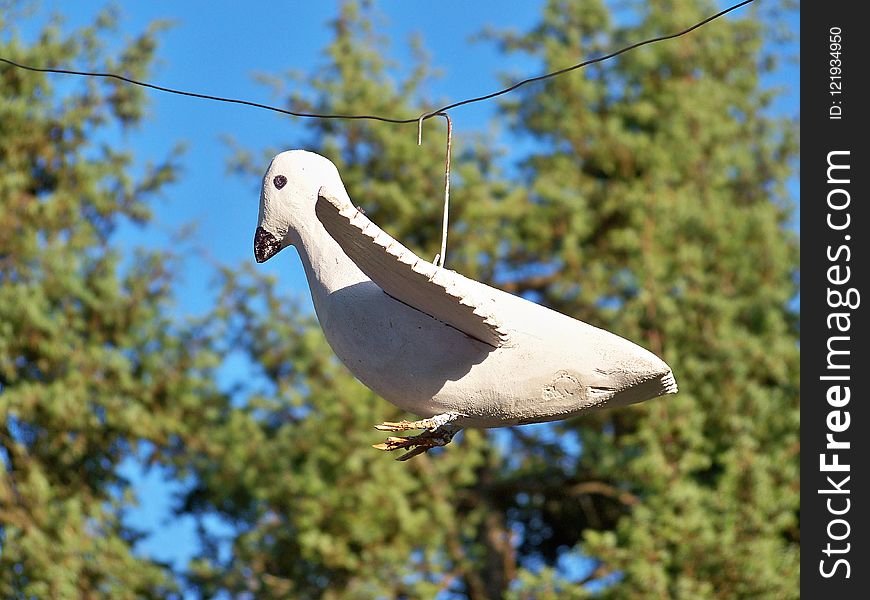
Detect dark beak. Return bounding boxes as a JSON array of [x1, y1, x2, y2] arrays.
[[254, 227, 283, 263]]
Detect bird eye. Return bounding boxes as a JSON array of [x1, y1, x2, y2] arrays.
[[273, 175, 287, 190]]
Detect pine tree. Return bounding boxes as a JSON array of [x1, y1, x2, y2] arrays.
[[183, 4, 520, 598], [2, 1, 798, 598], [184, 1, 798, 598], [492, 1, 800, 597], [0, 9, 220, 598]]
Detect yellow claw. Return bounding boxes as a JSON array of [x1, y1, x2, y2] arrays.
[[372, 416, 461, 460], [374, 420, 427, 432]]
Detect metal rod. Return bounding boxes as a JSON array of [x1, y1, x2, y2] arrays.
[[418, 111, 453, 268]]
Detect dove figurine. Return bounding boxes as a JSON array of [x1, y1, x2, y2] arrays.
[[254, 150, 677, 460]]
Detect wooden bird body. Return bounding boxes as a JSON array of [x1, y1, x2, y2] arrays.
[[254, 151, 676, 454]]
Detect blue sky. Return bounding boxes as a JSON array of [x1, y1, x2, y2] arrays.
[[11, 0, 799, 589]]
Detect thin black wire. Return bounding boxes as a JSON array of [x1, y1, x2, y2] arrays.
[[0, 0, 755, 126], [428, 0, 756, 117]]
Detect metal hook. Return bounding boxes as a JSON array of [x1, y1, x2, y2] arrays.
[[416, 111, 452, 268], [417, 113, 426, 146]]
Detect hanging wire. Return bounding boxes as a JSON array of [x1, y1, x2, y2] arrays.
[[0, 0, 755, 127]]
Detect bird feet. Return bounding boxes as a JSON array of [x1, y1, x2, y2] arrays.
[[373, 412, 462, 461]]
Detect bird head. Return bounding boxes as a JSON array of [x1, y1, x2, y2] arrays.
[[254, 150, 344, 263]]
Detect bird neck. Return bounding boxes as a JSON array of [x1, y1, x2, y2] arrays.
[[290, 215, 368, 303]]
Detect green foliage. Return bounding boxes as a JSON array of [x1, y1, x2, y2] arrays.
[[491, 2, 800, 597], [0, 9, 206, 599], [201, 1, 798, 598], [1, 1, 798, 599]]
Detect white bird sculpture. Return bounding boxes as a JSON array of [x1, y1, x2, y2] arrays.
[[254, 150, 677, 460]]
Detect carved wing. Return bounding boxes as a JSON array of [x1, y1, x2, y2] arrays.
[[316, 190, 510, 347]]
